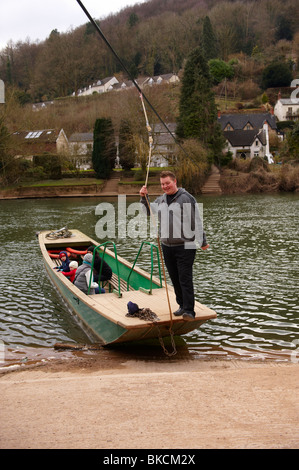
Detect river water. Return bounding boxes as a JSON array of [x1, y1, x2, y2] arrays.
[[0, 193, 298, 365]]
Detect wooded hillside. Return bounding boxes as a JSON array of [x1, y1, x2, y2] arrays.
[[1, 0, 298, 102]]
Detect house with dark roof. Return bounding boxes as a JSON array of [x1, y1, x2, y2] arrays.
[[218, 112, 277, 160], [218, 112, 277, 133], [223, 128, 267, 159], [12, 129, 68, 159]]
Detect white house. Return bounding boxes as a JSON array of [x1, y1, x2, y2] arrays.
[[223, 127, 269, 160], [218, 112, 277, 160], [68, 132, 93, 169], [77, 77, 119, 96], [274, 92, 299, 122], [151, 123, 177, 167], [143, 73, 180, 87], [73, 73, 180, 97]]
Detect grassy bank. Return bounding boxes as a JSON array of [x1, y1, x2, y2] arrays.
[[22, 178, 104, 188], [220, 163, 299, 194]]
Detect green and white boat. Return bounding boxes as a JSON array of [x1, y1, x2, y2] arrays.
[[38, 228, 217, 347]]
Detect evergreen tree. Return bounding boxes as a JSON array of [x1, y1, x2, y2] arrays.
[[201, 16, 218, 61], [118, 120, 136, 170], [286, 121, 299, 160], [176, 47, 224, 159], [92, 118, 115, 179]]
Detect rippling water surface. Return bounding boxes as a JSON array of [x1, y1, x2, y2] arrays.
[[0, 194, 298, 364]]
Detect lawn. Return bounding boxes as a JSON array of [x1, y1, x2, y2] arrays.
[[22, 178, 104, 188]]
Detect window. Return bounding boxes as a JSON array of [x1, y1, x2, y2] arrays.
[[25, 131, 43, 139]]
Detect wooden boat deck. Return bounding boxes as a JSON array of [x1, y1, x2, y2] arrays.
[[87, 288, 216, 329], [39, 229, 94, 248]]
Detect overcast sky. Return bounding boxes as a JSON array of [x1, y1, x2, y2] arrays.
[[0, 0, 145, 51]]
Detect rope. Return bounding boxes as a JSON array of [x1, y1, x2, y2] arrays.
[[46, 227, 72, 239], [139, 94, 177, 357], [76, 0, 179, 356], [139, 93, 153, 187]]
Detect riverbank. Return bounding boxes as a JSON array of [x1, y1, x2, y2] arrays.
[[0, 357, 298, 449], [0, 180, 162, 199], [1, 165, 298, 199]]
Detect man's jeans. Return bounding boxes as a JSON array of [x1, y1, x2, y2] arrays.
[[162, 244, 196, 313]]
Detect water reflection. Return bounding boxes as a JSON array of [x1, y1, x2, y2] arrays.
[[0, 194, 298, 364]]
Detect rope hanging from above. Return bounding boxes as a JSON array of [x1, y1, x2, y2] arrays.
[[139, 93, 153, 187]]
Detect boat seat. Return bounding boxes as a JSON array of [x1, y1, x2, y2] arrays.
[[104, 273, 134, 293]]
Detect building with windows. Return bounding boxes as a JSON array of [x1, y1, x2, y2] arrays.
[[274, 93, 299, 122], [218, 112, 277, 160]]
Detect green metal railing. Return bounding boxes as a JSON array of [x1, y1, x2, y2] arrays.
[[126, 241, 162, 294], [87, 241, 122, 297]]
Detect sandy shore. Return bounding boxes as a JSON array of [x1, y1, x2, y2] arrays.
[[0, 354, 298, 450]]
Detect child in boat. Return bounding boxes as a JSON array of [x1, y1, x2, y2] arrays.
[[87, 246, 112, 282], [62, 261, 78, 283], [74, 254, 105, 295], [54, 251, 70, 272]]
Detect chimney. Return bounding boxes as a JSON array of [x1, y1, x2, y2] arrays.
[[263, 121, 270, 156], [217, 110, 221, 118], [271, 107, 274, 115]]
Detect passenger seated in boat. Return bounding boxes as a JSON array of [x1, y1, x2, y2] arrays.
[[62, 261, 78, 283], [74, 254, 105, 295], [87, 246, 112, 283], [54, 251, 70, 272]]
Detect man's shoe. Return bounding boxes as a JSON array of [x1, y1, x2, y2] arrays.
[[173, 307, 184, 317], [182, 311, 195, 321]]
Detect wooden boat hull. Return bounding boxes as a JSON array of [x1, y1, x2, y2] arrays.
[[38, 229, 217, 346]]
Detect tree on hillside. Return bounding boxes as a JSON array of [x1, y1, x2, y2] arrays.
[[208, 58, 234, 84], [0, 114, 22, 185], [275, 15, 294, 41], [92, 118, 115, 179], [176, 47, 224, 160], [261, 61, 293, 89], [201, 16, 218, 61]]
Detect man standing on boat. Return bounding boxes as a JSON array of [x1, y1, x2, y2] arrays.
[[139, 170, 208, 321]]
